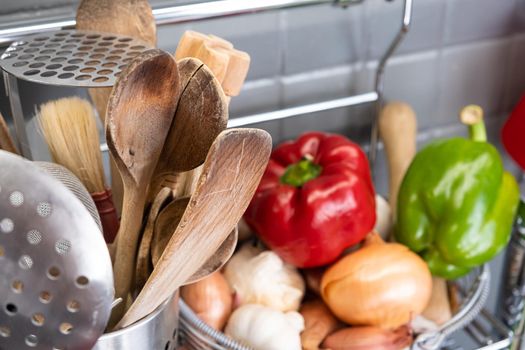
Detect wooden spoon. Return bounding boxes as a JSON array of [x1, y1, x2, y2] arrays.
[[139, 58, 228, 293], [0, 112, 18, 154], [106, 49, 180, 323], [172, 33, 251, 199], [118, 128, 272, 328], [76, 0, 157, 214], [148, 57, 228, 201], [150, 197, 238, 284]]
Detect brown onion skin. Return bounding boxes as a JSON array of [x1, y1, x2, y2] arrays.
[[303, 268, 325, 296], [181, 271, 233, 331], [300, 299, 342, 350], [321, 232, 432, 329], [322, 325, 413, 350]]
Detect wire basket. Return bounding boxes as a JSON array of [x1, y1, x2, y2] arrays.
[[179, 264, 490, 350]]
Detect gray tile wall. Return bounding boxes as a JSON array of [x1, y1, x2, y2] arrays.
[[0, 0, 523, 188], [1, 0, 524, 146], [0, 0, 524, 192]]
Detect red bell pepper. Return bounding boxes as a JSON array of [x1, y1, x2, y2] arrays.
[[244, 132, 376, 268], [502, 94, 525, 170]]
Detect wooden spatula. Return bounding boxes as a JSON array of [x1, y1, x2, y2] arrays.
[[149, 197, 238, 284], [118, 128, 272, 328], [106, 49, 180, 324], [0, 112, 18, 154]]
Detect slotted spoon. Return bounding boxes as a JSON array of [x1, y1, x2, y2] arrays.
[[0, 150, 113, 349]]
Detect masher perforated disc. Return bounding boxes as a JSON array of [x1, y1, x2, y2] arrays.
[[0, 150, 113, 349], [0, 30, 152, 87]]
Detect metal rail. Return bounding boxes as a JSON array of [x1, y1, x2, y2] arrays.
[[368, 0, 412, 165], [0, 0, 362, 46]]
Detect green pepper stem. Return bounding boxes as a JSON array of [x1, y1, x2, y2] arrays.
[[459, 105, 487, 142], [280, 156, 322, 187]]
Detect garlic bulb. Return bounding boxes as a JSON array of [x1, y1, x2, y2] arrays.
[[374, 194, 393, 240], [224, 243, 305, 312], [225, 304, 304, 350]]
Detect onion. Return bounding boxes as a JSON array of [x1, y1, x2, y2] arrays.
[[180, 271, 233, 330], [322, 325, 413, 350], [321, 232, 432, 329], [300, 299, 341, 350], [303, 267, 325, 296]]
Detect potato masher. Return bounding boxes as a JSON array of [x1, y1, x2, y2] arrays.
[[0, 150, 113, 349]]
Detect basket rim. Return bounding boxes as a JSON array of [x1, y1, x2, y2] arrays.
[[179, 264, 490, 350]]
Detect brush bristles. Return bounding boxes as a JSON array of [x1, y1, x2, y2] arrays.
[[38, 97, 106, 193]]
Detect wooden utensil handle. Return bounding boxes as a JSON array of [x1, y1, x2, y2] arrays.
[[422, 277, 452, 325], [378, 102, 417, 218], [175, 31, 250, 98], [109, 185, 147, 326]]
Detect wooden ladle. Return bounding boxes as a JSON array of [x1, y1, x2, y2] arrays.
[[106, 49, 180, 323], [118, 128, 272, 328], [150, 197, 238, 284], [76, 0, 157, 215]]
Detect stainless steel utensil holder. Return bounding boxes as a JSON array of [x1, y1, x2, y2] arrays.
[[0, 29, 153, 159], [94, 292, 180, 350]]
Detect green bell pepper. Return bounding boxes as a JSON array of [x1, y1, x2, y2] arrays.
[[395, 107, 520, 279]]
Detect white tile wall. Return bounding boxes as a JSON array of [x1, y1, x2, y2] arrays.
[[282, 4, 364, 74], [382, 50, 441, 125], [444, 0, 517, 45], [503, 33, 525, 111], [1, 0, 525, 146], [437, 39, 510, 126]]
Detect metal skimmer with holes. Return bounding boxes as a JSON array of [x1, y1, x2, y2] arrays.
[[0, 150, 114, 349], [0, 30, 151, 87]]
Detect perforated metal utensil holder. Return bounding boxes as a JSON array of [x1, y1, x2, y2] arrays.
[[0, 29, 152, 159], [94, 292, 180, 350]]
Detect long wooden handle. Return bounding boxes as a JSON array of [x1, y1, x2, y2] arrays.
[[378, 102, 417, 218], [422, 277, 452, 325], [175, 31, 250, 98]]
